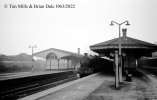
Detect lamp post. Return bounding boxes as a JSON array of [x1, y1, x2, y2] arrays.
[[29, 45, 36, 72], [110, 21, 130, 83]]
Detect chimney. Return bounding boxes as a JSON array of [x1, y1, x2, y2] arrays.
[[84, 53, 88, 56], [122, 28, 127, 37], [78, 48, 80, 54]]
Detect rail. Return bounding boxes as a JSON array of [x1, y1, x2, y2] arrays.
[[0, 71, 77, 100]]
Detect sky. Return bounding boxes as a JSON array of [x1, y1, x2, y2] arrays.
[[0, 0, 157, 55]]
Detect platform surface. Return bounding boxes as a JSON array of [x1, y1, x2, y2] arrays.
[[19, 73, 109, 100], [19, 72, 157, 100]]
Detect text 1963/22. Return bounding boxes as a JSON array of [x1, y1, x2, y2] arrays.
[[55, 4, 75, 8]]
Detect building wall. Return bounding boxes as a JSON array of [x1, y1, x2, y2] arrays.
[[123, 54, 136, 69], [152, 51, 157, 57]]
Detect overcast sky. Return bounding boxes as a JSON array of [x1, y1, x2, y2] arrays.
[[0, 0, 157, 55]]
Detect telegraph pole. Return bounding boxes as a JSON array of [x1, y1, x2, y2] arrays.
[[29, 45, 36, 72]]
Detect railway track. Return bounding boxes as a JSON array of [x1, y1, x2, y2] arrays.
[[138, 66, 157, 76], [137, 66, 157, 79], [0, 71, 78, 100]]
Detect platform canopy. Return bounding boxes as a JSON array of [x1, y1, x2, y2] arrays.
[[90, 29, 157, 58]]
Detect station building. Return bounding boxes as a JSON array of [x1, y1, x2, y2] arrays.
[[90, 29, 157, 71]]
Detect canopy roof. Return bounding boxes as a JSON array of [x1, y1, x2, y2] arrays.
[[60, 54, 83, 60], [90, 36, 157, 57]]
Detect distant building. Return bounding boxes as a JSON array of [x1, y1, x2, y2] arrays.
[[34, 48, 83, 70]]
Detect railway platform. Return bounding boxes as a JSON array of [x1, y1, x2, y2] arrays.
[[19, 71, 157, 100], [19, 73, 109, 100]]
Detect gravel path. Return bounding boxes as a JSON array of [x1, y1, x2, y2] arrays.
[[135, 76, 157, 100], [84, 79, 137, 100], [84, 75, 157, 100]]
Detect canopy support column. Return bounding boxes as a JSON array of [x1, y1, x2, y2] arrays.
[[119, 56, 122, 82], [115, 51, 119, 89], [58, 59, 59, 69]]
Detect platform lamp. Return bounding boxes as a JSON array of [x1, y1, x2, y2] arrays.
[[29, 45, 36, 72], [110, 21, 130, 84]]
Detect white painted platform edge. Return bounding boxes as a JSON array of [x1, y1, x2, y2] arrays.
[[18, 73, 99, 100]]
